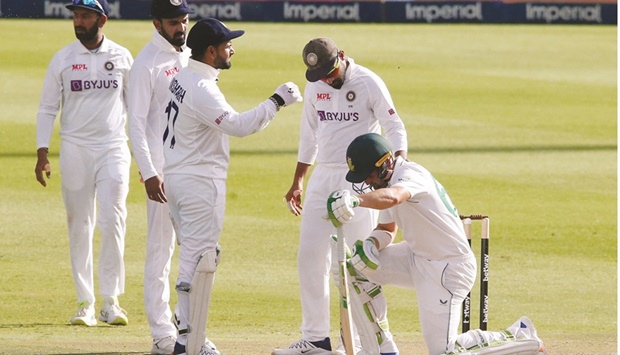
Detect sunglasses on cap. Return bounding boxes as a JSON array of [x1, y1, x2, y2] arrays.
[[321, 58, 341, 81], [73, 0, 105, 14]]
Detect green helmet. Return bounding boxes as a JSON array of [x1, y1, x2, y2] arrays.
[[345, 133, 393, 183]]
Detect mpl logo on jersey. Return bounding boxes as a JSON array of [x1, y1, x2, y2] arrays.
[[70, 79, 119, 92], [165, 67, 181, 77], [316, 93, 331, 101], [72, 64, 88, 71]]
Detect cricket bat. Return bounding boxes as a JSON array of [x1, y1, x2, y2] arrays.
[[337, 225, 355, 355]]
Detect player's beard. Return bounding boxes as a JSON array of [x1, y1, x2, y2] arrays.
[[329, 77, 344, 89], [213, 54, 232, 70], [74, 22, 99, 43], [162, 30, 186, 48]]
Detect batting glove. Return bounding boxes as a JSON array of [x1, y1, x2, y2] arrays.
[[271, 82, 303, 108], [350, 239, 380, 274], [326, 190, 360, 228]]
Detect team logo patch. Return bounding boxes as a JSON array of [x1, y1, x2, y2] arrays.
[[170, 0, 182, 5], [104, 61, 114, 71], [306, 53, 318, 66], [346, 91, 356, 102], [388, 108, 395, 115], [347, 157, 355, 172]]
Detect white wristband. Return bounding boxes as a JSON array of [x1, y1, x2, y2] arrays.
[[368, 229, 393, 251]]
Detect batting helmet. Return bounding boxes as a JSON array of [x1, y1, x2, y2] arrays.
[[345, 133, 393, 184]]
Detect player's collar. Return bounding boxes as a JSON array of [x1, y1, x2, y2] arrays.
[[188, 58, 220, 80]]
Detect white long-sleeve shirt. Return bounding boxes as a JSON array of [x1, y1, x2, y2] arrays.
[[162, 59, 279, 179], [298, 57, 407, 167], [128, 31, 190, 181], [36, 36, 133, 149]]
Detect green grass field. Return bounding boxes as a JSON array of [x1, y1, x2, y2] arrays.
[[0, 19, 616, 354]]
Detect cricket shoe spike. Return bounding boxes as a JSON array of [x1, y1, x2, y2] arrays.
[[271, 337, 332, 355]]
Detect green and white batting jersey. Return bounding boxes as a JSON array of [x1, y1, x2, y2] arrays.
[[379, 157, 473, 260]]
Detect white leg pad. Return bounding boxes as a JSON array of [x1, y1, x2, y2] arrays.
[[187, 250, 217, 355], [448, 329, 543, 355], [349, 269, 398, 355], [452, 338, 542, 355], [348, 282, 380, 355]]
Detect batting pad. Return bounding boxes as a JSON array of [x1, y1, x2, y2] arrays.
[[187, 250, 217, 355]]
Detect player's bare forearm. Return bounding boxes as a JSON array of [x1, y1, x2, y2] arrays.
[[357, 186, 409, 210]]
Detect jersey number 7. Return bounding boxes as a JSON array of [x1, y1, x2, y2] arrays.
[[163, 100, 179, 149]]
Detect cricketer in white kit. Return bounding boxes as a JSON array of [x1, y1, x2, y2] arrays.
[[276, 38, 407, 355], [327, 133, 548, 355], [127, 0, 193, 352], [162, 18, 302, 355], [35, 0, 132, 327]]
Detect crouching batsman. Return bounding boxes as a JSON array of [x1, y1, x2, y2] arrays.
[[326, 133, 547, 355]]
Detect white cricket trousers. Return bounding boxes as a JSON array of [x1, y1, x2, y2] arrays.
[[59, 141, 130, 305], [363, 242, 477, 355], [165, 174, 226, 341], [298, 164, 378, 341], [144, 197, 177, 339]]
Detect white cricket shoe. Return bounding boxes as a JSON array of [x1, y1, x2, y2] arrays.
[[99, 297, 128, 325], [173, 339, 221, 355], [152, 336, 176, 354], [70, 301, 97, 326], [514, 316, 548, 355], [272, 338, 333, 355]]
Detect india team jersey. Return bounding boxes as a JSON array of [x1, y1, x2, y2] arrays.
[[162, 59, 278, 179], [37, 37, 133, 149], [379, 157, 472, 260], [298, 57, 407, 166], [128, 31, 190, 181]]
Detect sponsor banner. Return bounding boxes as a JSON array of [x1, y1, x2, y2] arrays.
[[384, 1, 616, 24], [0, 0, 616, 24]]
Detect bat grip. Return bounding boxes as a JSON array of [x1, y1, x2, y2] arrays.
[[337, 226, 346, 262]]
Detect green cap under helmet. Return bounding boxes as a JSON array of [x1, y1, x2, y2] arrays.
[[345, 133, 393, 183]]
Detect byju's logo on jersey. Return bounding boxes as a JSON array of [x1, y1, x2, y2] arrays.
[[71, 80, 83, 91], [70, 80, 119, 92], [317, 110, 359, 122]]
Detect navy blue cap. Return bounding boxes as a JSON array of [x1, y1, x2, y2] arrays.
[[151, 0, 194, 19], [186, 18, 244, 51], [66, 0, 109, 16]]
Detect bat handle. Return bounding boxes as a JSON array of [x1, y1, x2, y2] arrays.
[[337, 226, 346, 262]]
